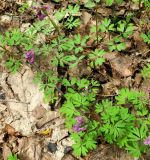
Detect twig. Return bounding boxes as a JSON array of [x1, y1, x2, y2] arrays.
[[0, 99, 30, 104], [95, 4, 99, 46]]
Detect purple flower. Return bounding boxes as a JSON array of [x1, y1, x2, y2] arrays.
[[33, 5, 50, 20], [144, 136, 150, 145], [25, 50, 35, 64], [75, 116, 84, 125], [73, 116, 86, 132], [43, 5, 51, 10], [73, 124, 86, 132], [37, 11, 46, 20]]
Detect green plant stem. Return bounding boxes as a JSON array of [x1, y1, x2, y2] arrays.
[[95, 4, 99, 46], [139, 0, 142, 9], [47, 15, 61, 36]]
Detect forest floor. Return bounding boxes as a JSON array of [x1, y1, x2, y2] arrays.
[[0, 0, 150, 160]]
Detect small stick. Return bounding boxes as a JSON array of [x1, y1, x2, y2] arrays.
[[0, 99, 30, 104], [95, 4, 99, 46]]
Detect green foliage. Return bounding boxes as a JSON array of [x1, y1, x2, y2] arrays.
[[64, 17, 80, 29], [99, 18, 115, 32], [143, 0, 150, 10], [72, 121, 99, 157], [1, 1, 150, 159], [84, 0, 96, 8], [55, 4, 80, 29], [106, 0, 113, 6], [18, 2, 29, 14], [51, 52, 77, 67], [53, 0, 61, 2], [88, 49, 106, 68], [61, 84, 149, 157], [108, 36, 126, 51], [141, 64, 150, 79], [117, 20, 134, 38], [73, 34, 89, 54], [0, 29, 23, 47], [7, 154, 18, 160], [28, 19, 54, 35], [34, 71, 59, 103], [105, 0, 124, 6], [5, 58, 21, 73], [95, 88, 149, 157], [60, 78, 100, 157], [141, 31, 150, 44], [84, 0, 101, 8], [48, 34, 89, 68], [115, 88, 148, 116]]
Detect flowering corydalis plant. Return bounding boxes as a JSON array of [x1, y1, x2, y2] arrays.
[[33, 5, 50, 20], [25, 50, 35, 64], [73, 116, 86, 132], [144, 136, 150, 145]]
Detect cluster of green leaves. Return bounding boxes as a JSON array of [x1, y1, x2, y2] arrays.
[[141, 30, 150, 44], [143, 0, 150, 10], [84, 0, 101, 8], [90, 18, 133, 52], [99, 18, 134, 38], [95, 88, 149, 157], [88, 49, 106, 68], [0, 29, 23, 47], [108, 36, 126, 51], [33, 71, 59, 103], [47, 34, 89, 68], [99, 18, 115, 33], [55, 4, 81, 29], [117, 20, 134, 38], [141, 64, 150, 79], [105, 0, 124, 6], [116, 88, 149, 116], [60, 78, 100, 157], [0, 18, 56, 70], [61, 84, 149, 157], [29, 18, 55, 36], [5, 58, 21, 73], [71, 120, 100, 157], [18, 2, 29, 14], [7, 154, 18, 160]]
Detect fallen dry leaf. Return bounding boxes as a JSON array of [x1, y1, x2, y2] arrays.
[[36, 111, 60, 129], [82, 11, 92, 25], [2, 143, 11, 160], [4, 124, 16, 136], [18, 137, 43, 160], [97, 8, 112, 16], [109, 54, 135, 77], [133, 31, 149, 57], [32, 105, 47, 119]]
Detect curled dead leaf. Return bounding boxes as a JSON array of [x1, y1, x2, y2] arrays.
[[4, 124, 16, 136]]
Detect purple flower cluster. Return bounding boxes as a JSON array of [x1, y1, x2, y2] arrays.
[[144, 136, 150, 145], [25, 50, 35, 64], [73, 116, 86, 132], [33, 5, 50, 20]]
